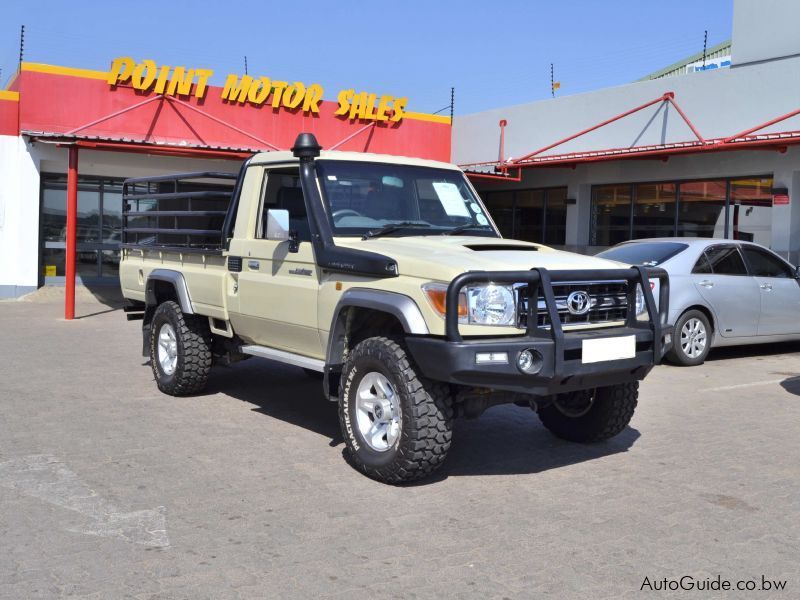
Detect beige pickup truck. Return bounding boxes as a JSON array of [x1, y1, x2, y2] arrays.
[[120, 133, 671, 484]]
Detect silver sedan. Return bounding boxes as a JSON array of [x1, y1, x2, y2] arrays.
[[598, 238, 800, 365]]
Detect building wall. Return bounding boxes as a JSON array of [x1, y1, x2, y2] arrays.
[[474, 146, 800, 260], [453, 53, 800, 168], [731, 0, 800, 65], [0, 136, 41, 297]]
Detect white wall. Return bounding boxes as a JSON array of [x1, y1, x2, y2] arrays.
[[0, 136, 41, 297], [732, 0, 800, 65]]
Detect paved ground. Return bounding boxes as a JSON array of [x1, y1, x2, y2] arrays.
[[1, 290, 798, 599]]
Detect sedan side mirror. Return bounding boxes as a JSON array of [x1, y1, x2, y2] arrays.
[[795, 264, 800, 278]]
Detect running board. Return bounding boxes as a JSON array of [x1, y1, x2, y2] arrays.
[[239, 344, 325, 372]]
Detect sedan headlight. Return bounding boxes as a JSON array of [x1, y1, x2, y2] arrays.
[[423, 283, 517, 326], [635, 284, 646, 316]]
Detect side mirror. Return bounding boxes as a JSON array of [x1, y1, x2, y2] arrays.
[[795, 264, 800, 278], [266, 208, 300, 253], [266, 209, 290, 241]]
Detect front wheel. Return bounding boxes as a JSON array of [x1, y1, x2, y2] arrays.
[[338, 337, 453, 484], [537, 382, 638, 443], [667, 309, 711, 366]]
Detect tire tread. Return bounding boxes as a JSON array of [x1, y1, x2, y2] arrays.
[[150, 301, 212, 396], [339, 336, 453, 484]]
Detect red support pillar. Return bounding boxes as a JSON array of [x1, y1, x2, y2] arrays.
[[65, 146, 79, 320]]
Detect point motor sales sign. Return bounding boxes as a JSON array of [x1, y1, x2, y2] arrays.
[[107, 57, 408, 122]]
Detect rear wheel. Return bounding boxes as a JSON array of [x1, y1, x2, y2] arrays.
[[149, 301, 212, 396], [338, 336, 453, 484], [537, 382, 638, 443], [667, 309, 711, 366]]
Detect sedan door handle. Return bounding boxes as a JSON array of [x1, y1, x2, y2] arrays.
[[699, 280, 714, 288], [760, 283, 773, 291], [248, 260, 260, 270]]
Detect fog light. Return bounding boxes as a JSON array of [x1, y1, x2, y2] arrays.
[[517, 349, 543, 374], [475, 351, 508, 365]]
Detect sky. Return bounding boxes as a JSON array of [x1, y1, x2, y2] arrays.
[[0, 0, 733, 116]]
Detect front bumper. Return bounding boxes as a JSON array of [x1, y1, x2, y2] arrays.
[[406, 266, 672, 396], [406, 326, 670, 396]]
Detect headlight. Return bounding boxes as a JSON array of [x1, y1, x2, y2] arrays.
[[422, 282, 517, 326], [635, 284, 646, 316], [467, 284, 516, 326]]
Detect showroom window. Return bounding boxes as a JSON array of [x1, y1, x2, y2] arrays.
[[729, 177, 774, 246], [591, 176, 773, 247], [590, 184, 632, 246], [633, 182, 677, 239], [40, 174, 126, 282], [481, 187, 568, 245]]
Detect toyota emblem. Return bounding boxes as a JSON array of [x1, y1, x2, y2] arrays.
[[566, 291, 591, 315]]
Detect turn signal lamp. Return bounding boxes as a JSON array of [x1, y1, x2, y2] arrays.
[[422, 283, 468, 322]]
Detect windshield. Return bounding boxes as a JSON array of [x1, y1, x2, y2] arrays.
[[316, 160, 498, 238], [597, 241, 688, 266]]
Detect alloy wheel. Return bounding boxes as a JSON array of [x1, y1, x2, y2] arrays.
[[355, 372, 402, 452], [680, 317, 707, 359]]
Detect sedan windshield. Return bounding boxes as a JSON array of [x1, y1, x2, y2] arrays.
[[597, 242, 688, 266], [316, 160, 498, 238]]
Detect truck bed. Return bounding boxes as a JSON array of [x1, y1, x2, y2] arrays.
[[122, 172, 238, 253], [120, 172, 238, 320]]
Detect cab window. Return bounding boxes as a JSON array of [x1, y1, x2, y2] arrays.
[[694, 246, 747, 275], [256, 167, 310, 242], [741, 247, 794, 278]]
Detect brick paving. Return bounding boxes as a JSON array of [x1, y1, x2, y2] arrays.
[[1, 292, 797, 598]]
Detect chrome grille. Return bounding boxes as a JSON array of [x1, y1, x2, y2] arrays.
[[517, 281, 628, 328]]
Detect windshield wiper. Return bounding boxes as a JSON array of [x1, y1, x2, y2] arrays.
[[362, 221, 431, 240], [440, 223, 488, 236]]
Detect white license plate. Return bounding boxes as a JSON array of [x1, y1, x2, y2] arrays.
[[581, 335, 636, 364]]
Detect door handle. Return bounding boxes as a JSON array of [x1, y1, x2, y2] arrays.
[[699, 280, 714, 288], [248, 260, 260, 270], [760, 283, 773, 291]]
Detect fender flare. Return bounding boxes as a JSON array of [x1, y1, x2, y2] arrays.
[[324, 289, 429, 366], [144, 269, 194, 315]]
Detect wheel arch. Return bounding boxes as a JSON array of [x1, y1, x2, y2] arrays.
[[323, 289, 429, 400], [141, 270, 194, 357], [144, 269, 194, 315]]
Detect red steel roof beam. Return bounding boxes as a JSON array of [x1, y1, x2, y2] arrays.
[[664, 93, 706, 143], [166, 96, 284, 151], [723, 107, 800, 143], [464, 168, 522, 182], [511, 93, 673, 164]]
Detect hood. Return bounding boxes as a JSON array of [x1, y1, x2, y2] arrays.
[[334, 236, 626, 281]]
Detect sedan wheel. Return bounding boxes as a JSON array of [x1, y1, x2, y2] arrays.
[[667, 309, 712, 366], [680, 317, 707, 359]]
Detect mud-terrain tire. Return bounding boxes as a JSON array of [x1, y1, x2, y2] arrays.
[[149, 301, 212, 396], [537, 382, 638, 443], [338, 336, 453, 484], [666, 309, 711, 366]]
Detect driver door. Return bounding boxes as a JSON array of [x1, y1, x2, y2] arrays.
[[232, 166, 323, 357]]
